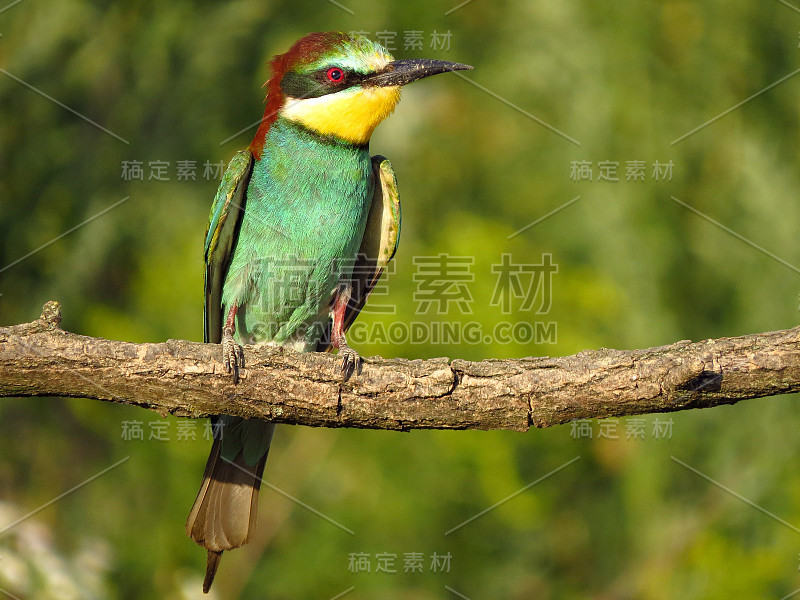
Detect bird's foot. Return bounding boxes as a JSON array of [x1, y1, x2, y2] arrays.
[[330, 283, 361, 380], [222, 330, 244, 384], [338, 339, 362, 381]]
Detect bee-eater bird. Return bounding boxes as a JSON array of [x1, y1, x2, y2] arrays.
[[185, 31, 472, 593]]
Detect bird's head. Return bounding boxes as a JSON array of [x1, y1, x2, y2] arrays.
[[250, 31, 472, 153]]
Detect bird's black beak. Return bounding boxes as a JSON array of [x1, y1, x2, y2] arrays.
[[364, 59, 473, 87]]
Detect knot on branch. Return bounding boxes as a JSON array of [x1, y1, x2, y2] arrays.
[[682, 371, 724, 393], [39, 301, 62, 330]]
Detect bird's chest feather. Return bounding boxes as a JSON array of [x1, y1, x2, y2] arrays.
[[222, 122, 374, 345], [245, 125, 373, 260]]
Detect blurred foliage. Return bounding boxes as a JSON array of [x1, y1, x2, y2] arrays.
[[2, 0, 800, 598]]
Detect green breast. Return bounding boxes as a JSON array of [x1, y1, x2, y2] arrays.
[[221, 118, 374, 350]]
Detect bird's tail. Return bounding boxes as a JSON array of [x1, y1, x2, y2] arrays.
[[186, 431, 269, 593]]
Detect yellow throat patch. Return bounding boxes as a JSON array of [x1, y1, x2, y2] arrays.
[[281, 85, 402, 145]]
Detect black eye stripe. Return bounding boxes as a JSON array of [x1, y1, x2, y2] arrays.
[[316, 68, 367, 87], [280, 69, 369, 99]]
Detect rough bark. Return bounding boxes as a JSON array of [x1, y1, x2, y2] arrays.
[[1, 302, 799, 431]]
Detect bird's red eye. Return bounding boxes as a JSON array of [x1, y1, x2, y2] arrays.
[[326, 67, 344, 83]]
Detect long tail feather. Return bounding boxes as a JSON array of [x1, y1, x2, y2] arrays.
[[187, 436, 268, 593]]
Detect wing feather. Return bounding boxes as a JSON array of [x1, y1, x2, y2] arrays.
[[204, 150, 254, 344]]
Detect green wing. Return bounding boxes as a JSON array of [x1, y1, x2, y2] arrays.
[[317, 155, 400, 352], [204, 150, 254, 344], [346, 155, 401, 330]]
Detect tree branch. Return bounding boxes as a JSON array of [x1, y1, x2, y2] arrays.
[[1, 302, 799, 431]]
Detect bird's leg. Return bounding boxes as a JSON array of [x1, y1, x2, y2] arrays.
[[331, 283, 361, 380], [222, 303, 244, 383]]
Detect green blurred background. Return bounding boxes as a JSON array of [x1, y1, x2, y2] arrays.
[[2, 1, 800, 598]]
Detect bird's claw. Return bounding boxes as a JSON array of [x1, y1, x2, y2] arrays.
[[338, 341, 362, 381], [222, 330, 244, 384]]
